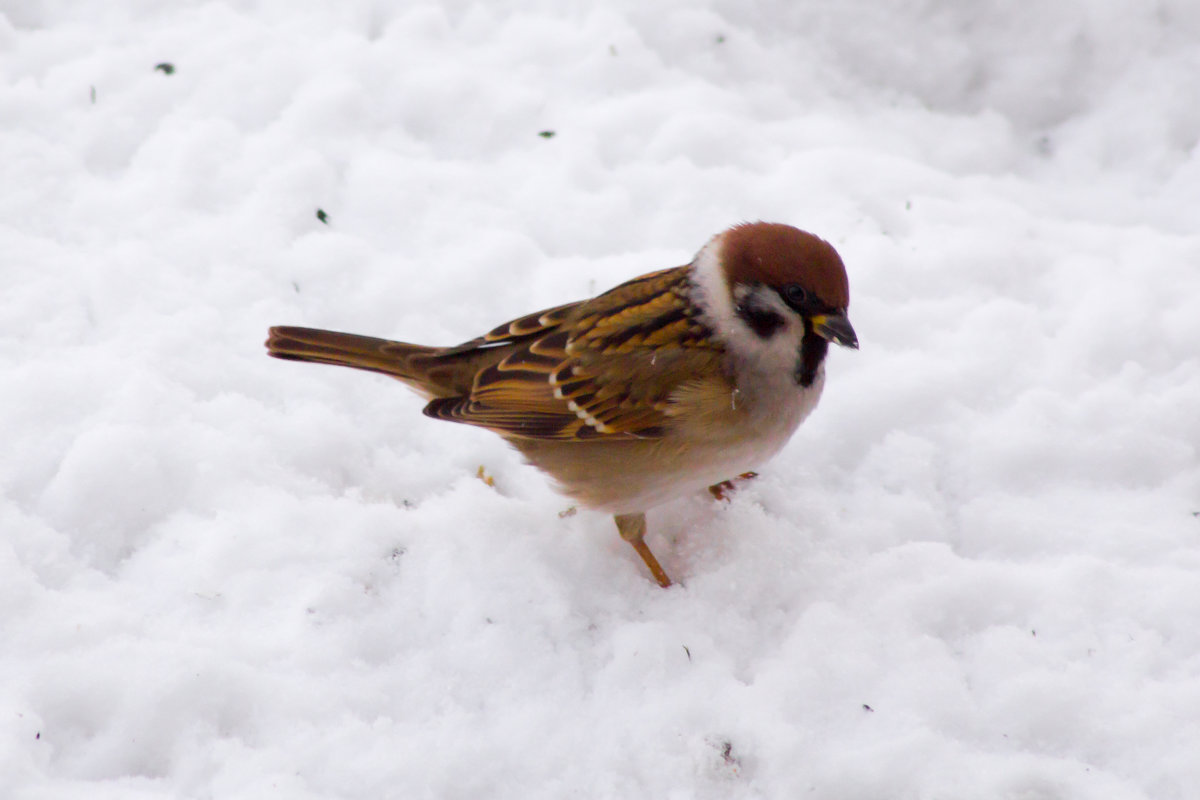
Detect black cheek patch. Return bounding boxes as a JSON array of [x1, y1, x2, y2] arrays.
[[736, 305, 786, 339]]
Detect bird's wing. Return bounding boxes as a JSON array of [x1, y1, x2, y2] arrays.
[[423, 267, 725, 440], [404, 301, 582, 397]]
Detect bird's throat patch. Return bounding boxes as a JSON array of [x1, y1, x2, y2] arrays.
[[795, 331, 829, 387]]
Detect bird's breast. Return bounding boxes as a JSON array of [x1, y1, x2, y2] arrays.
[[511, 363, 827, 514]]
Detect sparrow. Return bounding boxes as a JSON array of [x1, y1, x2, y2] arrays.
[[266, 222, 857, 587]]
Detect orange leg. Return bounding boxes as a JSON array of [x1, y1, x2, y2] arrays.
[[613, 513, 672, 588]]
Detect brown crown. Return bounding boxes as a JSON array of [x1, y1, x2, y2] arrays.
[[719, 222, 850, 310]]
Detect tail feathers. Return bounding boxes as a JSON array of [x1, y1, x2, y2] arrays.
[[266, 325, 434, 385]]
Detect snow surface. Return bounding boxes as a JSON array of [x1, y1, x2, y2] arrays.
[[3, 1, 1199, 797]]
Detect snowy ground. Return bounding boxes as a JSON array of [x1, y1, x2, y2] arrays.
[[3, 1, 1200, 798]]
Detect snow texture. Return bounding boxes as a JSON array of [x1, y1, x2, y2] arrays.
[[3, 1, 1199, 798]]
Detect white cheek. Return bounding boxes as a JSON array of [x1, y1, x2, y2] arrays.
[[687, 236, 807, 388], [729, 288, 806, 377]]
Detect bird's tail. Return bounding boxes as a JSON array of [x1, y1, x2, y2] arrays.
[[266, 325, 438, 391]]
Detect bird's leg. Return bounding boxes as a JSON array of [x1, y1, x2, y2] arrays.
[[613, 513, 672, 588], [707, 471, 759, 502]]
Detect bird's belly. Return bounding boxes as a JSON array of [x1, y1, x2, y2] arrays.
[[511, 373, 825, 514]]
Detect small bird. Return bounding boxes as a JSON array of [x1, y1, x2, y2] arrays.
[[267, 222, 857, 587]]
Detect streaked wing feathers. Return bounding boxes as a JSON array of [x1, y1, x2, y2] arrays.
[[423, 266, 723, 440]]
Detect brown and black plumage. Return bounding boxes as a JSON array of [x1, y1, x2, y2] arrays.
[[267, 222, 857, 587]]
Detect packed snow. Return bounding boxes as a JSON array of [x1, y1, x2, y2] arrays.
[[3, 1, 1199, 798]]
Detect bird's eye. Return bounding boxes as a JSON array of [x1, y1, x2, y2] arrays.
[[782, 283, 807, 306]]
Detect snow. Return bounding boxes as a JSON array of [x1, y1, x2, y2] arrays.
[[3, 1, 1199, 797]]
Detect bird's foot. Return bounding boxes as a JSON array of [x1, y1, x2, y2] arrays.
[[707, 471, 758, 502], [614, 512, 673, 588]]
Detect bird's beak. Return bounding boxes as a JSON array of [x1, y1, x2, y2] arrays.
[[811, 312, 858, 349]]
